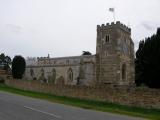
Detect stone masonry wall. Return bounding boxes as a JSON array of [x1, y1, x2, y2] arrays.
[[96, 21, 135, 85], [24, 55, 96, 86], [5, 79, 160, 109]]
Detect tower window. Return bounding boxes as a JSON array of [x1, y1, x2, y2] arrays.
[[122, 64, 126, 80], [105, 35, 110, 43]]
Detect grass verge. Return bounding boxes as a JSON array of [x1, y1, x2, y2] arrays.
[[0, 84, 160, 120]]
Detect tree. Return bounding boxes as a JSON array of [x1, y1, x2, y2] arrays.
[[0, 53, 11, 71], [135, 28, 160, 88], [12, 55, 26, 79], [135, 40, 145, 86], [82, 51, 92, 55]]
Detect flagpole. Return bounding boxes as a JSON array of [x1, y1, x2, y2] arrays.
[[109, 8, 115, 23], [113, 8, 115, 23]]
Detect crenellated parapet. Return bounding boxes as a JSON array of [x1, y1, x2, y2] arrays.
[[97, 21, 131, 34]]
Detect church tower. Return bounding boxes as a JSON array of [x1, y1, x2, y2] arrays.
[[96, 21, 135, 85]]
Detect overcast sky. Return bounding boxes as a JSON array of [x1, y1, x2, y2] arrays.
[[0, 0, 160, 58]]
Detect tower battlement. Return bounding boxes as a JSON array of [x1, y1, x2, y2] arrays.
[[97, 21, 131, 34], [96, 21, 134, 85]]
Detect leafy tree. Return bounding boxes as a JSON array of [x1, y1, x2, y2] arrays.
[[82, 51, 92, 55], [135, 28, 160, 88], [0, 53, 11, 71], [135, 40, 145, 86], [12, 55, 26, 79]]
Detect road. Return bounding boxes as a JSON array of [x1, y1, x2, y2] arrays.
[[0, 91, 146, 120]]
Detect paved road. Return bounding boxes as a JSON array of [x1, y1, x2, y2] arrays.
[[0, 91, 146, 120]]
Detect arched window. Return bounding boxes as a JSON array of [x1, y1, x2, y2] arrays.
[[105, 35, 110, 43], [67, 68, 73, 82], [30, 68, 34, 77], [38, 68, 47, 83], [40, 68, 44, 76], [122, 64, 126, 80], [52, 68, 56, 82]]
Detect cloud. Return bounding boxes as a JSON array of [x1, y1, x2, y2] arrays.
[[141, 23, 154, 31], [141, 21, 160, 31], [6, 24, 22, 33]]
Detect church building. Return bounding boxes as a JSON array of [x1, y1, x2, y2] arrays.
[[24, 21, 135, 86]]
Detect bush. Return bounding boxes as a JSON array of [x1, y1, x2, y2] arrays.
[[12, 55, 26, 79], [135, 28, 160, 88]]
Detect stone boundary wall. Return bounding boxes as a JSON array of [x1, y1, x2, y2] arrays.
[[5, 79, 160, 109]]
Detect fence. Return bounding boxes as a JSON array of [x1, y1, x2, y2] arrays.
[[5, 79, 160, 109]]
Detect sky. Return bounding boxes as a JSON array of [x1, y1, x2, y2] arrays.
[[0, 0, 160, 59]]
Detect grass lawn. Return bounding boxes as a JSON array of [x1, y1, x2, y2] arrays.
[[0, 84, 160, 120]]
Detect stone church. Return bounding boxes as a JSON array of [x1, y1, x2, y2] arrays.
[[24, 21, 135, 86]]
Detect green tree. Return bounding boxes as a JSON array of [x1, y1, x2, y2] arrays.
[[0, 53, 11, 71], [135, 40, 145, 86], [82, 51, 92, 55], [12, 55, 26, 79], [135, 28, 160, 88]]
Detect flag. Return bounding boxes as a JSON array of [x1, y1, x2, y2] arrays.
[[109, 8, 114, 12]]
